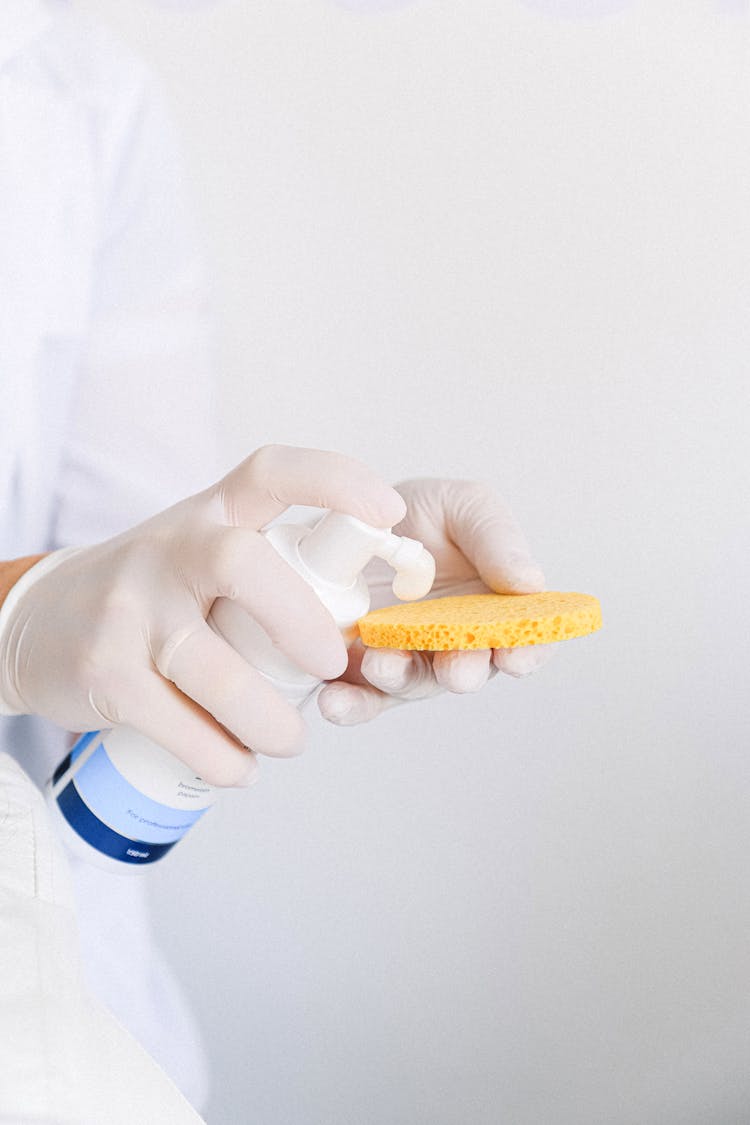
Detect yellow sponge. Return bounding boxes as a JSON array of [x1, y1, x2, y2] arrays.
[[357, 591, 601, 651]]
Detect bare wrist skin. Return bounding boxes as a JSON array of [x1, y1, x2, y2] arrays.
[[0, 556, 48, 611]]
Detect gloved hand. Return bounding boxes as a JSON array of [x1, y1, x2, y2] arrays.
[[317, 478, 555, 726], [0, 445, 405, 786]]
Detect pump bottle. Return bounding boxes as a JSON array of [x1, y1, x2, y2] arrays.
[[45, 511, 435, 873]]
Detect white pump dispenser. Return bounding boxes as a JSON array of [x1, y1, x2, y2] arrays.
[[45, 511, 435, 873]]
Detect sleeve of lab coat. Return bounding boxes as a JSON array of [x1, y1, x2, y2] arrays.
[[48, 67, 222, 549]]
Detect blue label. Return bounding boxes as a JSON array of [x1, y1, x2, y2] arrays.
[[57, 782, 177, 865], [64, 737, 209, 845]]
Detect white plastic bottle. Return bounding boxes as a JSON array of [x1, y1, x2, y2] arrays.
[[45, 511, 435, 873]]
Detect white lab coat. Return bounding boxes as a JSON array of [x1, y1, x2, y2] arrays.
[[1, 0, 220, 1114]]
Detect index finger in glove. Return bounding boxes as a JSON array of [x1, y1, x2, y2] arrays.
[[204, 526, 349, 681], [100, 667, 261, 788], [216, 445, 406, 531], [445, 481, 546, 594], [156, 620, 305, 759]]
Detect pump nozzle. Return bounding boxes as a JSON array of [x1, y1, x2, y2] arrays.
[[297, 511, 435, 600], [373, 531, 435, 601]]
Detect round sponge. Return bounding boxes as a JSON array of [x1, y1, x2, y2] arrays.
[[357, 591, 602, 651]]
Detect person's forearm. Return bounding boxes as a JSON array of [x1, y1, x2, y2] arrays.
[[0, 557, 48, 610]]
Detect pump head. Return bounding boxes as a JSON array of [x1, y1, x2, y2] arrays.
[[297, 511, 435, 600]]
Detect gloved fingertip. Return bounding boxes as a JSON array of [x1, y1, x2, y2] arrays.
[[484, 554, 546, 595], [198, 746, 261, 788], [313, 636, 350, 682], [361, 648, 414, 693], [318, 684, 359, 725], [388, 489, 408, 525], [318, 651, 350, 682], [235, 753, 260, 788], [493, 644, 555, 678], [504, 559, 546, 594], [433, 650, 490, 694], [320, 682, 394, 726]]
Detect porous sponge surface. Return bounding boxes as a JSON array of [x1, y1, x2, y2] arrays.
[[357, 591, 602, 651]]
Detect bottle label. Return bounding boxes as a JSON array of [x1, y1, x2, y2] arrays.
[[55, 734, 210, 865]]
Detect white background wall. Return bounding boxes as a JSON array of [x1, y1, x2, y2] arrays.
[[78, 2, 749, 1122]]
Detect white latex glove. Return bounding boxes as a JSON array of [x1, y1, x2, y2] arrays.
[[317, 478, 555, 725], [0, 445, 405, 786]]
